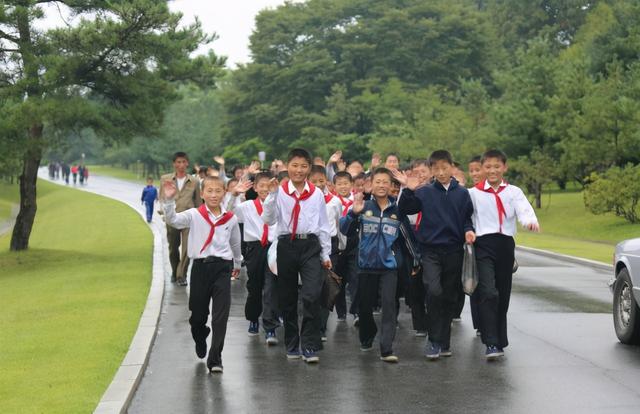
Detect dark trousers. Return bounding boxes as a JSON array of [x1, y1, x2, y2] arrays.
[[167, 226, 190, 280], [189, 259, 232, 367], [277, 236, 324, 352], [244, 241, 279, 331], [144, 201, 154, 222], [475, 234, 515, 349], [358, 270, 397, 356], [453, 289, 465, 318], [320, 237, 340, 334], [422, 248, 464, 349], [336, 249, 359, 316], [409, 273, 428, 332], [470, 294, 481, 330]]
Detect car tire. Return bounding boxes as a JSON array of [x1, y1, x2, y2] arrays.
[[613, 268, 640, 345]]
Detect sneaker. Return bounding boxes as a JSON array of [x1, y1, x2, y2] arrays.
[[209, 365, 223, 373], [380, 354, 399, 363], [337, 315, 347, 322], [265, 330, 278, 345], [373, 308, 381, 315], [353, 315, 360, 327], [452, 317, 461, 322], [497, 347, 505, 356], [485, 345, 502, 359], [425, 341, 441, 360], [195, 339, 207, 359], [415, 331, 427, 337], [170, 275, 177, 283], [321, 335, 327, 342], [302, 349, 319, 363], [476, 330, 482, 337], [440, 348, 453, 357], [177, 278, 188, 286], [248, 321, 259, 336], [286, 349, 301, 360], [360, 342, 373, 352]]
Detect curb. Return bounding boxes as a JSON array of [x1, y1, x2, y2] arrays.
[[516, 245, 614, 273], [93, 219, 167, 414], [35, 171, 167, 414]]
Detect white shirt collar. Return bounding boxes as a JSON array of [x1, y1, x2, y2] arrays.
[[483, 180, 507, 190], [287, 180, 310, 195], [205, 204, 227, 220]]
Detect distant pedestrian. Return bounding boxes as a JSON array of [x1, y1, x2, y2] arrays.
[[61, 163, 70, 184], [141, 177, 159, 223], [78, 165, 85, 185], [71, 164, 79, 184], [83, 166, 89, 184]]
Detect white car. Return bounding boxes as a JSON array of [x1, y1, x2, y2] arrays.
[[611, 238, 640, 344]]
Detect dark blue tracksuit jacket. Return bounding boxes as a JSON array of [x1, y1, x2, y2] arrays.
[[340, 197, 420, 272], [398, 178, 474, 252]]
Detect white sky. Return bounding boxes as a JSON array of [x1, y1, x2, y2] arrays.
[[35, 0, 299, 68], [168, 1, 295, 67]]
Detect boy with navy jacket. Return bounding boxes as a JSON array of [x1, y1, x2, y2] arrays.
[[340, 168, 420, 363], [141, 177, 158, 223], [396, 150, 475, 360]]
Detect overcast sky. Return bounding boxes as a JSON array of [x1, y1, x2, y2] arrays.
[[37, 0, 299, 68], [168, 1, 297, 67]]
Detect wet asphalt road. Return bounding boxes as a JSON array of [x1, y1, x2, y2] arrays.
[[127, 252, 640, 414], [40, 171, 640, 414]]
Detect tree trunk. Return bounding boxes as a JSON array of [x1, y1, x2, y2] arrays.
[[535, 183, 542, 209], [10, 124, 43, 251]]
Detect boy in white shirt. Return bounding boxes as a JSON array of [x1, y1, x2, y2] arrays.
[[469, 149, 540, 359], [163, 176, 243, 373]]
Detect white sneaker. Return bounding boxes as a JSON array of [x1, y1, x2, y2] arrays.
[[380, 355, 399, 363]]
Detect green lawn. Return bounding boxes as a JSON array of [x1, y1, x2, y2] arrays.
[[0, 182, 19, 223], [516, 190, 640, 264], [88, 164, 147, 183], [0, 180, 152, 413]]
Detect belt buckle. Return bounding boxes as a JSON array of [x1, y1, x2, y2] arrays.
[[298, 233, 308, 240]]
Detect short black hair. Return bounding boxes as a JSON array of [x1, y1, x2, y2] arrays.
[[469, 155, 482, 164], [232, 165, 244, 175], [287, 148, 312, 165], [347, 159, 364, 168], [428, 150, 453, 166], [172, 151, 188, 162], [277, 170, 289, 181], [310, 165, 327, 177], [333, 171, 353, 183], [411, 159, 429, 169], [146, 176, 154, 181], [201, 176, 224, 190], [354, 173, 367, 181], [227, 178, 239, 187], [386, 153, 399, 160], [371, 167, 393, 181], [481, 149, 508, 165], [254, 172, 272, 183]]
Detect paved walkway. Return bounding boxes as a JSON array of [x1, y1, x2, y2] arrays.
[[38, 171, 640, 413]]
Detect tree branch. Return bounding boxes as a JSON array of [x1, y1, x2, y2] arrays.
[[0, 29, 19, 43]]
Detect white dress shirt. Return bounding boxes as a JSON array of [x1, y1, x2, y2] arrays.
[[262, 180, 332, 262], [324, 193, 343, 238], [230, 197, 277, 243], [469, 180, 538, 237], [163, 200, 243, 268]]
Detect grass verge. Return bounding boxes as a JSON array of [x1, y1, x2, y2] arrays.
[[0, 182, 19, 223], [0, 180, 152, 413]]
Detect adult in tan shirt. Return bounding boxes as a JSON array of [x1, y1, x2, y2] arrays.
[[160, 152, 202, 285]]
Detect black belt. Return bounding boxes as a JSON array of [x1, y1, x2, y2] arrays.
[[278, 233, 318, 240], [193, 256, 231, 264]]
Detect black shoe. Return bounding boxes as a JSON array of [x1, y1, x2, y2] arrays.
[[177, 278, 188, 286], [195, 339, 207, 359], [170, 275, 177, 283]]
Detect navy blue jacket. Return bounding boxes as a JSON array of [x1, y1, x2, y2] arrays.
[[340, 197, 420, 272], [141, 185, 158, 204], [398, 178, 474, 251]]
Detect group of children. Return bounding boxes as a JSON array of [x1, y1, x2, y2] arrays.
[[159, 147, 539, 373]]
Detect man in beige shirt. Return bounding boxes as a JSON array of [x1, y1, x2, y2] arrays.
[[159, 152, 202, 286]]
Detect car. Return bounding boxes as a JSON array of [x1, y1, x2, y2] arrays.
[[610, 238, 640, 344]]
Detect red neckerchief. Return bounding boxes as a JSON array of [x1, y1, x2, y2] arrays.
[[324, 193, 334, 204], [337, 194, 353, 217], [197, 205, 234, 253], [415, 212, 422, 231], [475, 180, 508, 233], [281, 180, 316, 240], [253, 198, 269, 247]]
